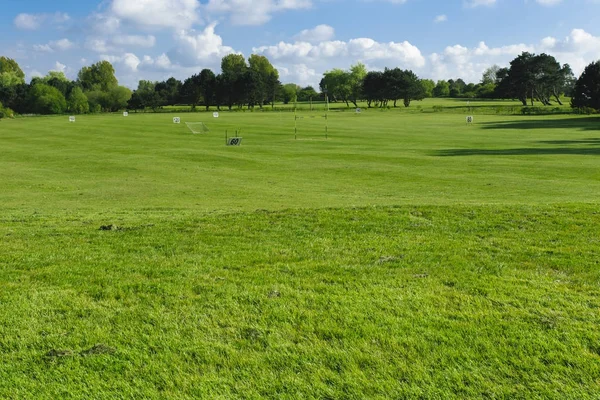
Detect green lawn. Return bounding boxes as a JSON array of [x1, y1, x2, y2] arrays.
[[162, 96, 573, 113], [1, 111, 598, 213], [1, 110, 600, 398]]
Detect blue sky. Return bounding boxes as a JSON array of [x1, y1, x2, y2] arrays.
[[1, 0, 600, 88]]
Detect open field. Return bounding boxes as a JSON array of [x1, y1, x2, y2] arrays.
[[1, 110, 599, 212], [1, 109, 600, 398], [161, 97, 574, 114]]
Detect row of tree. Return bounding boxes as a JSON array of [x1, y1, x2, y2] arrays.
[[0, 56, 131, 116], [493, 53, 575, 106], [1, 53, 600, 116], [127, 54, 280, 112], [316, 52, 599, 110]]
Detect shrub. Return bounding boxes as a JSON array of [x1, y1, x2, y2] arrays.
[[68, 87, 90, 114], [28, 84, 67, 114], [0, 101, 15, 118]]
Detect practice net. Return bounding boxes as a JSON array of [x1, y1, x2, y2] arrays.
[[185, 122, 209, 134]]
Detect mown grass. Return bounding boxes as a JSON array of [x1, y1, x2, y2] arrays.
[[1, 110, 600, 398], [1, 112, 599, 213], [159, 97, 574, 113], [1, 206, 600, 398]]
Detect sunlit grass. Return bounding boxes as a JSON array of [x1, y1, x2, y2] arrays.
[[1, 110, 599, 398]]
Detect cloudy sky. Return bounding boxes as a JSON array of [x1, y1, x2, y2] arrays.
[[1, 0, 600, 88]]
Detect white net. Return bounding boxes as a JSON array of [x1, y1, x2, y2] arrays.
[[185, 122, 209, 134]]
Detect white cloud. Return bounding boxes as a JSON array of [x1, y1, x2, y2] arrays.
[[14, 14, 42, 30], [86, 38, 113, 53], [33, 44, 54, 53], [427, 29, 600, 82], [254, 36, 425, 88], [89, 13, 121, 34], [429, 41, 534, 81], [434, 15, 448, 23], [111, 35, 156, 48], [99, 52, 179, 88], [101, 53, 143, 72], [110, 0, 200, 29], [537, 28, 600, 74], [30, 70, 44, 79], [169, 22, 237, 67], [33, 39, 75, 53], [254, 38, 425, 68], [14, 12, 70, 30], [85, 35, 156, 53], [276, 63, 318, 87], [205, 0, 312, 25], [251, 27, 600, 88], [53, 39, 75, 51], [52, 61, 67, 73], [536, 0, 562, 5], [465, 0, 496, 7], [294, 25, 335, 43]]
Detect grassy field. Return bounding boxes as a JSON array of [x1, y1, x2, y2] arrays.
[[1, 109, 600, 398], [162, 97, 574, 113]]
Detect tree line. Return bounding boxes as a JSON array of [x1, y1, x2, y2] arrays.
[[313, 53, 598, 111], [0, 57, 132, 118], [1, 52, 600, 118], [127, 54, 280, 112]]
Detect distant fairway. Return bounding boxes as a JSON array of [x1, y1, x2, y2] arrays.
[[1, 106, 600, 398], [1, 107, 598, 213]]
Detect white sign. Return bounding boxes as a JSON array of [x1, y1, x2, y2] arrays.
[[226, 137, 242, 146], [173, 117, 181, 124], [213, 112, 219, 118], [69, 116, 75, 122], [123, 112, 129, 117], [356, 108, 361, 114], [466, 116, 474, 124]]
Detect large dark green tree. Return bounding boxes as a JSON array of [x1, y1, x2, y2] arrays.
[[220, 54, 248, 109], [398, 70, 426, 107], [0, 57, 27, 112], [433, 80, 450, 97], [248, 54, 279, 108], [281, 83, 298, 104], [28, 83, 67, 114], [363, 71, 386, 107], [181, 74, 202, 110], [496, 52, 573, 106], [155, 77, 182, 106], [320, 69, 351, 106], [265, 72, 281, 108], [297, 86, 318, 102], [448, 78, 466, 98], [131, 80, 160, 111], [198, 69, 216, 110], [421, 79, 435, 98], [77, 61, 118, 92], [571, 60, 600, 112], [67, 87, 89, 114], [0, 56, 25, 86], [39, 71, 73, 97]]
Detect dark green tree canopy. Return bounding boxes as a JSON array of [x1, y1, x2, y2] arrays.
[[77, 61, 118, 92], [571, 60, 600, 111], [0, 57, 25, 80], [496, 52, 574, 106]]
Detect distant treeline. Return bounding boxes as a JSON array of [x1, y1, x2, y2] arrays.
[[1, 53, 599, 118]]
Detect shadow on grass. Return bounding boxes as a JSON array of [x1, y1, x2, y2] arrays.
[[436, 118, 600, 157], [436, 147, 600, 157], [479, 117, 600, 131], [538, 138, 600, 145]]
